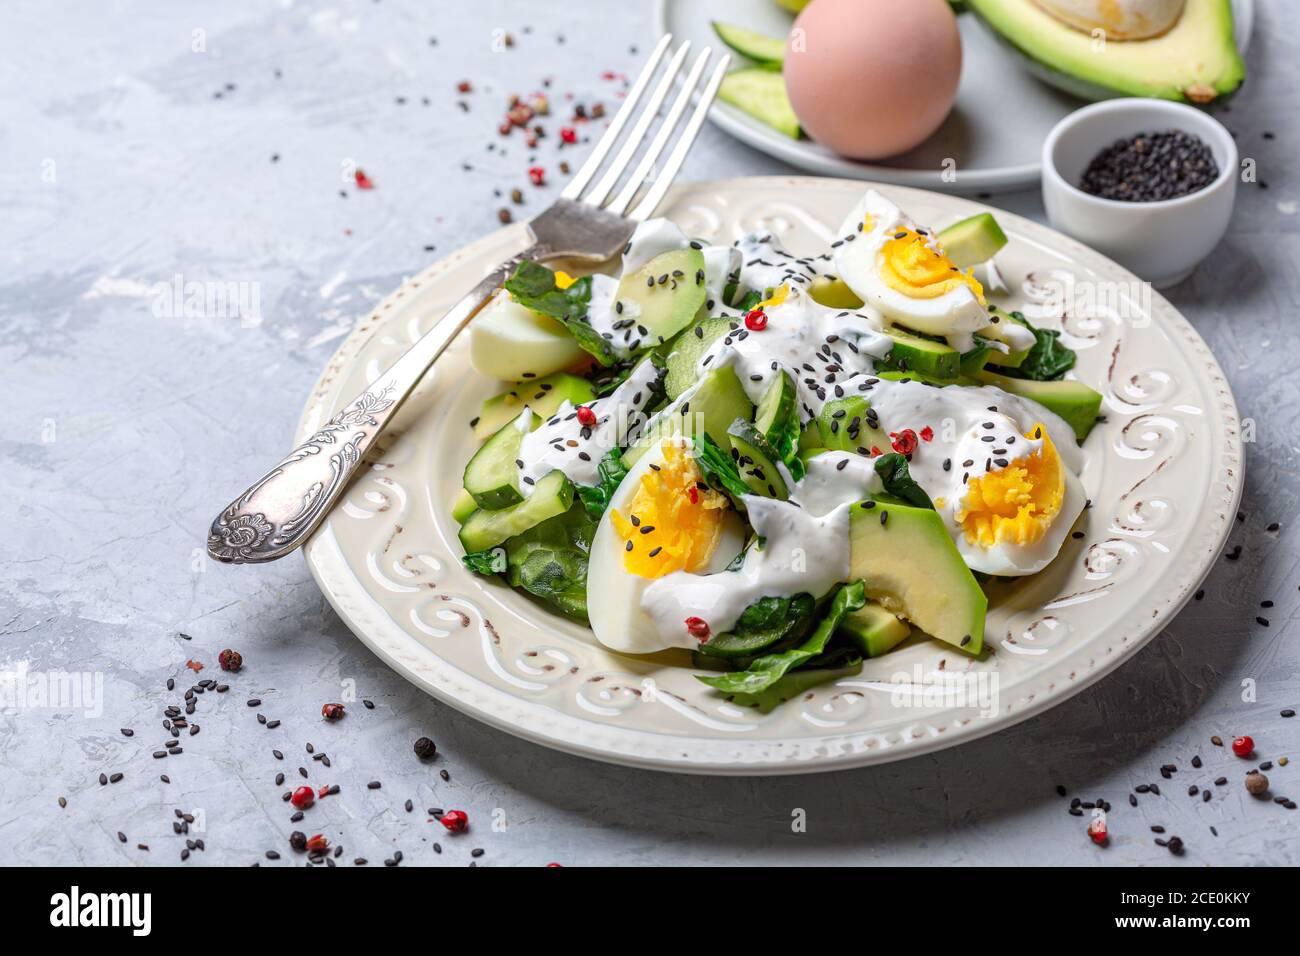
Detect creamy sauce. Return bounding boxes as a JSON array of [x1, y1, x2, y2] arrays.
[[622, 219, 690, 274], [790, 450, 882, 515], [641, 492, 853, 640], [701, 245, 740, 313], [697, 284, 893, 412], [734, 233, 830, 294], [581, 273, 634, 358], [515, 360, 662, 493]]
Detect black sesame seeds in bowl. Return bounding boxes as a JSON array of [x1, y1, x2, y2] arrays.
[[1041, 98, 1238, 288], [1079, 129, 1219, 203]]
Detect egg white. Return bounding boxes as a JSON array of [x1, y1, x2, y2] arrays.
[[945, 463, 1086, 576], [833, 190, 989, 341], [586, 438, 745, 654], [469, 289, 586, 381]]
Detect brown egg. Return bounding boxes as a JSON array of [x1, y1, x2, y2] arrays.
[[784, 0, 963, 160]]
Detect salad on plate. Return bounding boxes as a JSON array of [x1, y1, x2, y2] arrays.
[[453, 187, 1102, 709]]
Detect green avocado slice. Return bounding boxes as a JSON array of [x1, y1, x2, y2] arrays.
[[848, 498, 987, 654], [967, 0, 1244, 104]]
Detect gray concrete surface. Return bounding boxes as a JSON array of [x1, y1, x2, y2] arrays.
[[1, 0, 1297, 866]]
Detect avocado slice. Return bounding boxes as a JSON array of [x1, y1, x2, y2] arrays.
[[936, 213, 1008, 269], [975, 370, 1103, 442], [473, 372, 596, 442], [808, 275, 865, 309], [967, 0, 1244, 104], [837, 602, 912, 658], [623, 365, 753, 469], [616, 248, 708, 349], [662, 315, 734, 399], [848, 498, 987, 654]]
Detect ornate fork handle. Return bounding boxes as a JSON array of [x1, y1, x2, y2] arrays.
[[207, 245, 545, 564]]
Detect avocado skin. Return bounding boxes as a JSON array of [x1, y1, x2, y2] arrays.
[[967, 0, 1244, 104]]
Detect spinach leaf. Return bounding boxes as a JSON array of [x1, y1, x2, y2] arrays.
[[589, 360, 635, 397], [734, 289, 764, 312], [697, 580, 866, 696], [502, 503, 597, 623], [503, 262, 617, 367], [575, 448, 630, 521], [1007, 312, 1076, 381], [701, 592, 816, 658], [462, 547, 508, 575], [727, 659, 863, 712], [873, 453, 933, 509], [692, 434, 752, 506]]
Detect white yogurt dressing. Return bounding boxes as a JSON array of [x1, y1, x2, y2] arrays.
[[515, 360, 662, 493], [581, 273, 633, 358], [641, 493, 853, 642], [701, 244, 741, 313], [622, 219, 689, 274], [697, 283, 893, 413]]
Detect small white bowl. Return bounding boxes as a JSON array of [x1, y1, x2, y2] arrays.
[[1041, 99, 1237, 288]]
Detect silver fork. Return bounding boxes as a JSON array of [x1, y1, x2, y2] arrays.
[[208, 36, 730, 564]]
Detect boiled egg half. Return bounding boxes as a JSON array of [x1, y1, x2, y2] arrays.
[[586, 437, 744, 654], [834, 190, 989, 341]]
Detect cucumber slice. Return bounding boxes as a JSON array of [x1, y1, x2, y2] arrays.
[[473, 372, 595, 442], [463, 415, 526, 509], [451, 488, 477, 524], [727, 418, 788, 499], [816, 397, 886, 453], [711, 21, 786, 69], [753, 370, 799, 456], [881, 327, 961, 379], [718, 68, 800, 139], [959, 343, 993, 377], [624, 365, 753, 469], [458, 470, 574, 553], [663, 315, 734, 399], [615, 248, 708, 350], [937, 213, 1008, 269]]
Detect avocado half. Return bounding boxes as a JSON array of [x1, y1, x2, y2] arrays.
[[967, 0, 1245, 104]]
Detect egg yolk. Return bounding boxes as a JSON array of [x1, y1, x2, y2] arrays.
[[756, 284, 789, 310], [879, 228, 985, 304], [609, 443, 729, 579], [554, 270, 577, 289], [959, 424, 1064, 548]]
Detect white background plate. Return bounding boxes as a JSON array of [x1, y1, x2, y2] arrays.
[[302, 177, 1241, 775], [656, 0, 1254, 193]]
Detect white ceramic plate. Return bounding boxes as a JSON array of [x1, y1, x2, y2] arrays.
[[303, 177, 1241, 775], [656, 0, 1254, 193]]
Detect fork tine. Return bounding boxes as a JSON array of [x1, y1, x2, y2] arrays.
[[560, 34, 672, 202], [625, 54, 730, 221], [579, 41, 692, 209]]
